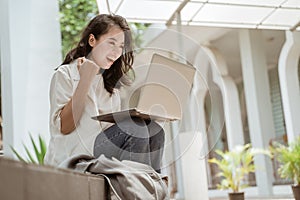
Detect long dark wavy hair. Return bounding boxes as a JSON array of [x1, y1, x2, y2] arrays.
[[60, 14, 134, 95]]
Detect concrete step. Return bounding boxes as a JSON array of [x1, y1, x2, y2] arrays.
[[210, 197, 294, 200], [0, 157, 107, 200]]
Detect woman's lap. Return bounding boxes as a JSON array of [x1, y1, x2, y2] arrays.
[[93, 117, 165, 172]]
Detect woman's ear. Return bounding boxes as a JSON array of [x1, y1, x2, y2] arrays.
[[88, 34, 96, 47]]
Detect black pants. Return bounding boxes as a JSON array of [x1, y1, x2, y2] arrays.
[[93, 118, 165, 173]]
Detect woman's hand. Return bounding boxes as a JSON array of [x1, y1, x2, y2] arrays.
[[77, 57, 100, 79]]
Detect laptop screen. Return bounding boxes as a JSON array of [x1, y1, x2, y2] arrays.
[[136, 53, 196, 119]]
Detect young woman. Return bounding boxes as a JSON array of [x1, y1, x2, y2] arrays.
[[44, 14, 165, 172]]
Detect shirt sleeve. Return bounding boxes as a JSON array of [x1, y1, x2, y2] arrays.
[[49, 68, 73, 134]]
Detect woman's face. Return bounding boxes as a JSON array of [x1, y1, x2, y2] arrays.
[[89, 26, 125, 69]]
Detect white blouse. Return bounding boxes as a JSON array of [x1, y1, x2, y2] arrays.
[[44, 60, 121, 166]]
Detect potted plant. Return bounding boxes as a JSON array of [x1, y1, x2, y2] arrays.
[[270, 136, 300, 200], [208, 143, 270, 200], [10, 133, 47, 165]]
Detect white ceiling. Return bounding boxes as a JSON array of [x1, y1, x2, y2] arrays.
[[97, 0, 300, 30], [135, 25, 286, 81]]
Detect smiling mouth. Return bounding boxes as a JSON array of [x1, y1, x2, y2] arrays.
[[107, 57, 114, 63], [106, 58, 114, 66]]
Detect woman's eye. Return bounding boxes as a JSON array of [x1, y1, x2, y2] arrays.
[[109, 41, 115, 46]]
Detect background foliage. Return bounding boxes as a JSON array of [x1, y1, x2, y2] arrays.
[[59, 0, 150, 58], [208, 143, 270, 193], [59, 0, 98, 57], [11, 134, 47, 165], [270, 137, 300, 185]]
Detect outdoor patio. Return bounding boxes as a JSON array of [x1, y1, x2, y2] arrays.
[[1, 0, 300, 199]]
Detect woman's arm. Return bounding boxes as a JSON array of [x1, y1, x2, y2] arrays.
[[60, 58, 100, 135]]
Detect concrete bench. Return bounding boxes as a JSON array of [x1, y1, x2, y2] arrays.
[[0, 157, 107, 200]]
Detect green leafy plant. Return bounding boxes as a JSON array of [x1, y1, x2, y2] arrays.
[[58, 0, 150, 58], [59, 0, 99, 57], [208, 143, 270, 193], [129, 22, 151, 51], [270, 137, 300, 185], [10, 134, 47, 165]]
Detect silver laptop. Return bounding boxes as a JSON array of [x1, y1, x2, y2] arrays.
[[92, 53, 195, 123]]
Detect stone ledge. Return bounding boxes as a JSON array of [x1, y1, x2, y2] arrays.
[[0, 157, 106, 200]]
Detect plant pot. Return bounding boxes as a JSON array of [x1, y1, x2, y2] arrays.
[[292, 185, 300, 200], [228, 192, 244, 200]]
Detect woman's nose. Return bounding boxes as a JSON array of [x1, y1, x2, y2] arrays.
[[111, 46, 123, 58]]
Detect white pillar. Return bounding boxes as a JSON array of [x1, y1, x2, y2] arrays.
[[0, 0, 31, 157], [239, 29, 275, 196], [278, 31, 300, 142], [0, 0, 61, 157], [179, 74, 209, 200], [202, 46, 244, 149], [170, 11, 185, 200], [26, 0, 62, 142], [207, 81, 225, 150], [170, 41, 211, 200]]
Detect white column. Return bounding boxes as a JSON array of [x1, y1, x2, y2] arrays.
[[202, 46, 244, 149], [170, 35, 210, 199], [176, 51, 210, 199], [171, 11, 185, 200], [0, 0, 31, 157], [0, 0, 61, 157], [179, 75, 209, 200], [26, 0, 62, 143], [207, 82, 226, 150], [239, 29, 275, 196], [278, 31, 300, 142]]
